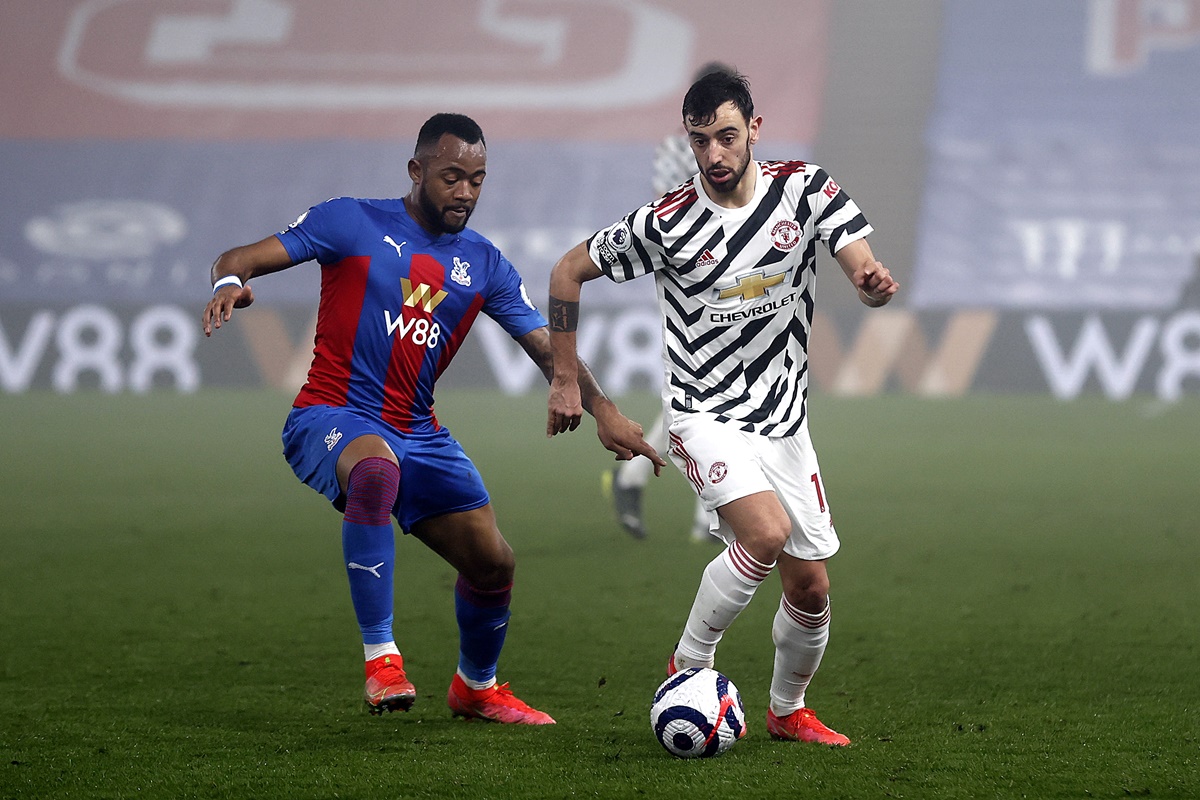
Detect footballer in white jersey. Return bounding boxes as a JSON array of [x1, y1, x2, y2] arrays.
[[587, 160, 872, 437], [546, 69, 898, 748]]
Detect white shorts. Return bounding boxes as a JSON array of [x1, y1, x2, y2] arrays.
[[666, 412, 840, 561]]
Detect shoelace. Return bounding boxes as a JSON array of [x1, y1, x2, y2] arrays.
[[796, 709, 835, 732], [467, 682, 533, 709], [469, 682, 510, 700], [368, 662, 407, 683]]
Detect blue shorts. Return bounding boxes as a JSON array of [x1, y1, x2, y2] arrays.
[[281, 405, 490, 534]]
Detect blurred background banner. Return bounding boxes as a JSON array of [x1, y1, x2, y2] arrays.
[[3, 0, 828, 141], [1, 1, 1197, 399], [912, 0, 1200, 311], [0, 0, 827, 307]]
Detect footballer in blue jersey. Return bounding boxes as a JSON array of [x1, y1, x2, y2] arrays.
[[203, 113, 664, 724], [277, 196, 545, 434]]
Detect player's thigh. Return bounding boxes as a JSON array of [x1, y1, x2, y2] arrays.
[[394, 430, 491, 534], [666, 413, 772, 510], [282, 405, 400, 507], [714, 491, 794, 561], [411, 504, 514, 589], [759, 427, 840, 562]]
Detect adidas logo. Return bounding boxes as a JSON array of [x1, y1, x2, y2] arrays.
[[695, 249, 718, 268]]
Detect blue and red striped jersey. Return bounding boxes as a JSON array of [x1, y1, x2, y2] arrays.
[[277, 196, 547, 433]]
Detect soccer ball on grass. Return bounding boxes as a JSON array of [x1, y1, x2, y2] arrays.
[[650, 667, 746, 758]]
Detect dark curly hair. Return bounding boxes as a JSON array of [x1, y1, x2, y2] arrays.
[[682, 71, 753, 128]]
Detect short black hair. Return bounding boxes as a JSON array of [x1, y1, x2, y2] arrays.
[[682, 70, 753, 129], [414, 113, 486, 158]]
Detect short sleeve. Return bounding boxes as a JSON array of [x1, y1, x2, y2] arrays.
[[482, 252, 548, 338], [276, 197, 362, 265], [809, 170, 873, 256], [587, 204, 665, 284]]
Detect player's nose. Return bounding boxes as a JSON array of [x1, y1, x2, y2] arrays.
[[453, 181, 477, 202]]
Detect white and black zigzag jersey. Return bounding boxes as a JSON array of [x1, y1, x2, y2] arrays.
[[588, 160, 872, 437]]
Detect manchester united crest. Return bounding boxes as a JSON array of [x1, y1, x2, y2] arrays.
[[770, 220, 800, 252]]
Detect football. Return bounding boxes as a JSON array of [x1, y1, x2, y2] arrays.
[[650, 667, 747, 758]]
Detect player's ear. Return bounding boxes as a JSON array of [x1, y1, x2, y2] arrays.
[[747, 115, 762, 147], [407, 157, 423, 185]]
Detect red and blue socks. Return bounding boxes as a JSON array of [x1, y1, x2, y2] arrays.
[[341, 457, 400, 648], [454, 575, 512, 689]]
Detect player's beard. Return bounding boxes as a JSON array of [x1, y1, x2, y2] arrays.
[[418, 185, 472, 235], [704, 141, 753, 195]]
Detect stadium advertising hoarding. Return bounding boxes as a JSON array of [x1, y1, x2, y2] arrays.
[[913, 0, 1200, 314], [5, 303, 1199, 402], [1, 0, 1198, 401]]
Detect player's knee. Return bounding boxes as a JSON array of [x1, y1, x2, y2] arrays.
[[469, 562, 514, 591], [344, 456, 400, 519], [465, 541, 515, 590], [740, 518, 791, 564], [790, 587, 829, 614], [783, 571, 830, 613]]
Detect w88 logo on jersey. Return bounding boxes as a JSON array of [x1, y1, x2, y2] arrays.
[[383, 310, 441, 348]]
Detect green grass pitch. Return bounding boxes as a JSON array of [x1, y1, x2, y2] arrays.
[[1, 390, 1197, 799]]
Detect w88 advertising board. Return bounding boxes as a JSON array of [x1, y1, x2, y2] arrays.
[[2, 1, 1198, 401]]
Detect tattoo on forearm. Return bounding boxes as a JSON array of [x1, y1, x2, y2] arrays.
[[549, 297, 579, 332]]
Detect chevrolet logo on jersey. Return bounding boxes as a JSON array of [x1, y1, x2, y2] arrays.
[[715, 270, 788, 302], [400, 277, 448, 312]]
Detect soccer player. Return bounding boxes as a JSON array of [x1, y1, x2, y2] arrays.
[[202, 113, 662, 724], [604, 62, 733, 545], [545, 72, 898, 745]]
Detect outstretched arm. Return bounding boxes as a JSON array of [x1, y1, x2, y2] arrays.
[[834, 237, 899, 308], [201, 235, 297, 336], [518, 327, 665, 475], [546, 241, 603, 434], [542, 241, 665, 475]]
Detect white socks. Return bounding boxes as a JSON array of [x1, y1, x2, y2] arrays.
[[674, 542, 775, 670], [769, 596, 831, 716], [674, 543, 833, 717], [456, 668, 496, 691], [364, 641, 401, 662]]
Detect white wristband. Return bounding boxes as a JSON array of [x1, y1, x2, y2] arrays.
[[212, 275, 244, 293]]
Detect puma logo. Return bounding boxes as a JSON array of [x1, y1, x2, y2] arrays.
[[383, 236, 406, 258], [347, 561, 384, 579]]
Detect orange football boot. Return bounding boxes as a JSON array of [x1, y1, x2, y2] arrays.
[[446, 674, 555, 725], [363, 653, 416, 715], [766, 707, 850, 746]]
